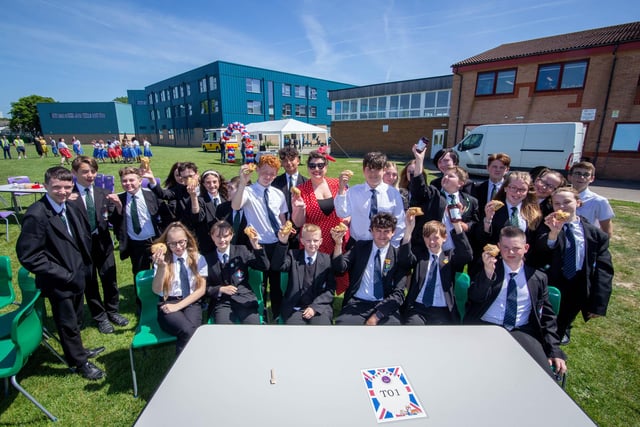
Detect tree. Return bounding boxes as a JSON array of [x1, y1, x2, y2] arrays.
[[113, 96, 128, 104], [9, 95, 55, 135]]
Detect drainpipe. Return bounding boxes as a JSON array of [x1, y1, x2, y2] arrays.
[[452, 66, 463, 147], [593, 43, 618, 166]]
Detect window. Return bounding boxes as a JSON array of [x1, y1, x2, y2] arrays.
[[211, 99, 219, 113], [165, 107, 172, 118], [247, 100, 262, 114], [188, 104, 193, 116], [199, 78, 207, 93], [458, 133, 483, 151], [295, 85, 306, 98], [246, 78, 261, 93], [282, 103, 292, 116], [309, 106, 317, 118], [209, 76, 217, 91], [476, 69, 516, 96], [150, 110, 155, 120], [179, 86, 184, 98], [173, 87, 179, 99], [154, 92, 159, 103], [200, 100, 209, 114], [610, 123, 640, 152], [282, 84, 291, 97], [186, 84, 191, 96], [295, 105, 306, 117], [160, 91, 166, 102], [309, 87, 317, 99], [536, 60, 587, 91], [148, 93, 153, 104]]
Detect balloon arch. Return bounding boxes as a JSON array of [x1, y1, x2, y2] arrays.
[[222, 122, 254, 163]]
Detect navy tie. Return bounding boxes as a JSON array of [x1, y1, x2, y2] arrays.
[[263, 188, 281, 234], [503, 272, 518, 330], [231, 211, 241, 244], [490, 184, 497, 200], [177, 258, 191, 298], [563, 224, 577, 279], [223, 253, 228, 265], [85, 187, 97, 232], [131, 195, 142, 234], [373, 249, 383, 300], [422, 254, 438, 307], [307, 256, 313, 266], [369, 189, 378, 219]]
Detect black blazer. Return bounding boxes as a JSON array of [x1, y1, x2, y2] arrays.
[[398, 231, 473, 313], [70, 184, 115, 254], [332, 240, 407, 320], [215, 201, 250, 248], [272, 172, 308, 220], [110, 189, 160, 260], [466, 263, 565, 359], [409, 173, 479, 257], [189, 193, 227, 254], [151, 183, 193, 224], [271, 243, 335, 320], [536, 218, 613, 318], [16, 196, 93, 299], [204, 245, 269, 313]]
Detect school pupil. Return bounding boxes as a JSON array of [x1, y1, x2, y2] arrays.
[[539, 187, 614, 341], [271, 223, 336, 325], [568, 161, 614, 237], [151, 222, 207, 355], [398, 216, 473, 325], [203, 220, 270, 324]]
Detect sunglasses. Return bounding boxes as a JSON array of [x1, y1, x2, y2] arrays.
[[308, 162, 326, 170]]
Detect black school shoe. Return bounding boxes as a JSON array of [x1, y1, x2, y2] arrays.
[[108, 313, 129, 327], [77, 361, 105, 380], [97, 319, 114, 334]]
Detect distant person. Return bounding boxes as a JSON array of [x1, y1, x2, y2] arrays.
[[17, 166, 105, 380], [1, 135, 11, 159], [272, 146, 308, 223], [219, 139, 226, 164], [58, 138, 72, 165], [471, 153, 511, 217], [383, 161, 400, 189], [533, 168, 566, 217], [14, 136, 26, 159]]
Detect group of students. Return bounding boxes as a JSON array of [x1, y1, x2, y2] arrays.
[[15, 141, 614, 380]]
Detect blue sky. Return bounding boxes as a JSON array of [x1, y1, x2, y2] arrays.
[[0, 0, 637, 118]]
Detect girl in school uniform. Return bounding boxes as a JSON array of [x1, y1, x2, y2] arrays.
[[151, 222, 207, 355]]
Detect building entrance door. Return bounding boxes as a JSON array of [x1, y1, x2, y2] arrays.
[[430, 129, 446, 159]]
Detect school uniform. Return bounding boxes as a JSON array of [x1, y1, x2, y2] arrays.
[[216, 201, 250, 248], [70, 183, 121, 325], [466, 261, 566, 375], [16, 195, 94, 369], [189, 193, 226, 254], [538, 217, 613, 338], [471, 179, 504, 218], [156, 253, 208, 354], [398, 231, 473, 325], [204, 245, 269, 324], [271, 243, 335, 324], [333, 240, 407, 325]]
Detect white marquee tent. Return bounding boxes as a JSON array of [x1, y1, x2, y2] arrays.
[[245, 119, 328, 148]]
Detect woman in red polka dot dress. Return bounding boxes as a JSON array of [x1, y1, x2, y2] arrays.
[[291, 149, 350, 294]]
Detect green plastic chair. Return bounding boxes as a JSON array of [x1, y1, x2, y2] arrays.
[[207, 267, 266, 324], [0, 256, 16, 309], [454, 272, 471, 323], [0, 289, 58, 422], [547, 285, 566, 388], [16, 267, 68, 367], [129, 269, 176, 397]]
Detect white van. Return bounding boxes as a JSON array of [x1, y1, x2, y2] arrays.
[[454, 122, 585, 176]]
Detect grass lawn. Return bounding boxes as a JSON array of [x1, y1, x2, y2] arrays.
[[0, 146, 638, 425]]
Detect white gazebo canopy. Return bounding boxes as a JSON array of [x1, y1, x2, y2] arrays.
[[245, 119, 328, 148]]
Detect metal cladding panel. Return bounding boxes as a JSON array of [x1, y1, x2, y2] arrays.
[[114, 103, 135, 133], [38, 102, 125, 134]]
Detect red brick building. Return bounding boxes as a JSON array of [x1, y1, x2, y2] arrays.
[[449, 21, 640, 180]]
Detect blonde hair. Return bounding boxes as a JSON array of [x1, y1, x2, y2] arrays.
[[495, 171, 542, 230], [154, 222, 204, 298]]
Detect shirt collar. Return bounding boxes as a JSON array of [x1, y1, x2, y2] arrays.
[[46, 195, 65, 214]]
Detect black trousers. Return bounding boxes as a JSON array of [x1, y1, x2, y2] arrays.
[[555, 270, 588, 339], [285, 310, 333, 325], [404, 305, 458, 325], [49, 291, 88, 368], [262, 243, 282, 320], [157, 300, 202, 355], [335, 299, 402, 325], [84, 233, 120, 322], [127, 238, 153, 282], [212, 300, 260, 324]]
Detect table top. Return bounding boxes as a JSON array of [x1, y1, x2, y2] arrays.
[[0, 183, 47, 193], [135, 325, 595, 427]]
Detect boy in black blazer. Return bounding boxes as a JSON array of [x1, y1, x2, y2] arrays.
[[331, 213, 407, 325], [272, 223, 336, 324], [538, 187, 613, 340], [466, 226, 567, 378], [17, 166, 105, 380], [204, 221, 269, 324], [399, 216, 473, 325]]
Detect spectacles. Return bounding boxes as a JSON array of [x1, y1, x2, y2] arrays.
[[167, 239, 187, 248], [308, 162, 326, 170], [571, 172, 591, 178], [535, 178, 557, 191], [507, 186, 528, 194]]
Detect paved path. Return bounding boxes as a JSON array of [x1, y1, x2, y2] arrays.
[[590, 180, 640, 203]]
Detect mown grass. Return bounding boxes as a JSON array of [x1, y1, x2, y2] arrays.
[[0, 146, 638, 425]]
